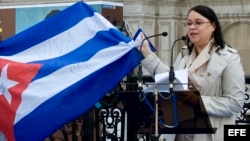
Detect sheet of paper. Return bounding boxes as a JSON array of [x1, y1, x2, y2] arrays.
[[144, 69, 189, 93]]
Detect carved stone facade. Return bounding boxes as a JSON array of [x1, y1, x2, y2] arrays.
[[1, 0, 250, 75]]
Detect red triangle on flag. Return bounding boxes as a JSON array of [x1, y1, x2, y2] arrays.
[[0, 58, 42, 141]]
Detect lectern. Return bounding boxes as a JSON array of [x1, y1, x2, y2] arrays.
[[119, 90, 215, 140]]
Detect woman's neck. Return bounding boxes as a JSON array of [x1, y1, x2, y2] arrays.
[[194, 38, 213, 55], [195, 46, 204, 55]]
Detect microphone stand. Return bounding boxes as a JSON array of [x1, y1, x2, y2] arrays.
[[138, 32, 168, 96], [153, 37, 179, 140], [137, 64, 143, 99], [169, 36, 186, 94], [169, 42, 177, 95], [151, 84, 160, 141], [139, 32, 168, 141]]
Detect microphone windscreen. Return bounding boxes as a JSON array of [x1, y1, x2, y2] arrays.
[[162, 32, 168, 36], [181, 36, 186, 41]]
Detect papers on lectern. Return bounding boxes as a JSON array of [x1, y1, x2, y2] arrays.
[[144, 69, 189, 93]]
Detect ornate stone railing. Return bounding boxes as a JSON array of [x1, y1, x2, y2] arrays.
[[236, 84, 250, 125]]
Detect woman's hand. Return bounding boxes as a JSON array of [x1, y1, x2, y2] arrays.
[[138, 33, 152, 57]]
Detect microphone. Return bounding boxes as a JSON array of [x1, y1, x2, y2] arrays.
[[146, 32, 168, 39], [140, 32, 168, 48], [138, 32, 168, 95], [169, 36, 186, 94]]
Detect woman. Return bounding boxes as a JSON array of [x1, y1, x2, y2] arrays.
[[139, 5, 245, 141]]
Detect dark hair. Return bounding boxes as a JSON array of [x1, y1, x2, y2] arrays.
[[186, 5, 226, 54]]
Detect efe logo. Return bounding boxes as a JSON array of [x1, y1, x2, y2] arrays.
[[224, 125, 249, 141]]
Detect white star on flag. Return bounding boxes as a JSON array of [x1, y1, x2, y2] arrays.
[[0, 64, 19, 104]]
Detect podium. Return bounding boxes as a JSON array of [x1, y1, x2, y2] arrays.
[[119, 90, 215, 139]]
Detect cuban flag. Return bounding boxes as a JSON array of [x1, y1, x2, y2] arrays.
[[0, 2, 142, 141]]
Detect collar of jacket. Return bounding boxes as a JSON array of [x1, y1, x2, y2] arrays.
[[215, 45, 238, 55]]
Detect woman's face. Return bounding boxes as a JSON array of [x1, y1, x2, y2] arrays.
[[185, 10, 215, 48]]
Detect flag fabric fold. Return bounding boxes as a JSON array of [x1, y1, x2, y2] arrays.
[[0, 2, 142, 141]]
